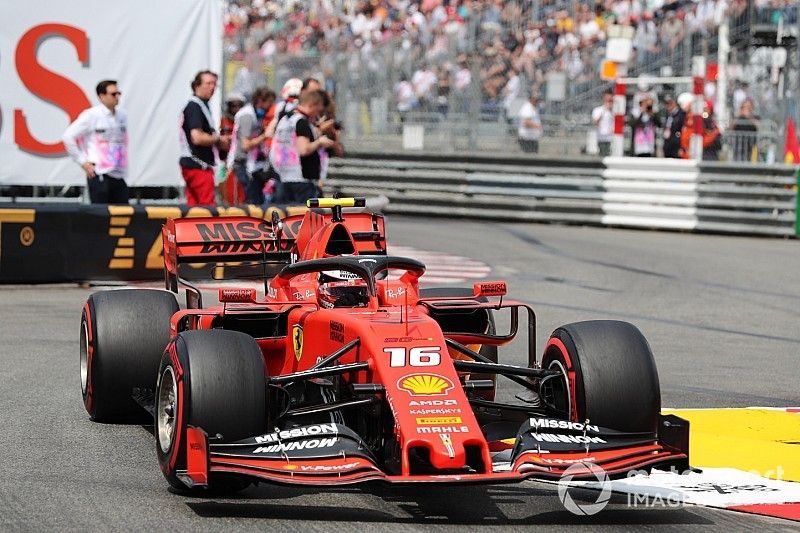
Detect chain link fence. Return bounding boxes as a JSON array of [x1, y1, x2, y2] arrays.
[[223, 1, 798, 160]]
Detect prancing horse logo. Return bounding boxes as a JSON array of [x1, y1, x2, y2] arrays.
[[292, 325, 303, 361]]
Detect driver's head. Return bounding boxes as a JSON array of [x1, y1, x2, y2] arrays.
[[318, 270, 369, 308]]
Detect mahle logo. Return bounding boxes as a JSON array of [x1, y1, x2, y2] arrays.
[[557, 462, 612, 516]]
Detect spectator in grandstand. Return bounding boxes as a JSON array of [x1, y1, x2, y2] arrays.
[[179, 70, 229, 206], [63, 80, 129, 204], [660, 10, 684, 53], [501, 67, 522, 122], [730, 98, 759, 162], [733, 81, 751, 116], [630, 97, 661, 157], [412, 64, 437, 111], [229, 87, 275, 206], [394, 75, 418, 120], [270, 90, 335, 204], [592, 91, 615, 157], [517, 93, 542, 154], [662, 94, 686, 158], [435, 65, 451, 115], [633, 12, 660, 65]]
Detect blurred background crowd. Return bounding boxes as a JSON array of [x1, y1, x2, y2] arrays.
[[220, 0, 800, 161]]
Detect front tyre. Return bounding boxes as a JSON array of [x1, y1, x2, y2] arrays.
[[156, 330, 268, 493], [541, 320, 660, 434]]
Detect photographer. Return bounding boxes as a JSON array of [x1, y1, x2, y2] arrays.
[[228, 87, 276, 205], [270, 90, 335, 204], [630, 97, 660, 157], [179, 70, 230, 206]]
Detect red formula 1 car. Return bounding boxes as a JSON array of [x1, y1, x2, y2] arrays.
[[80, 197, 689, 492]]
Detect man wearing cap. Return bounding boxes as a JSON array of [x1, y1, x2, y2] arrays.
[[265, 78, 303, 138], [662, 94, 685, 158]]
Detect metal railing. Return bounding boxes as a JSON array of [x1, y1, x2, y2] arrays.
[[723, 129, 779, 163]]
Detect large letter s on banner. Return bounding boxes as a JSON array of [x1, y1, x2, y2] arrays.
[[14, 24, 91, 155]]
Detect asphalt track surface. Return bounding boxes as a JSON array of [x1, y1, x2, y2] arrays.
[[1, 217, 798, 531]]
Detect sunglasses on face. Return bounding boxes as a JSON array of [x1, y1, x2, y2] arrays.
[[107, 91, 121, 96]]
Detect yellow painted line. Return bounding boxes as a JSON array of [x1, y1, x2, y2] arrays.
[[117, 237, 134, 247], [109, 216, 130, 226], [145, 206, 182, 220], [664, 408, 800, 482], [108, 228, 125, 236], [113, 248, 134, 258], [108, 258, 134, 269], [0, 209, 36, 223], [107, 205, 134, 216]]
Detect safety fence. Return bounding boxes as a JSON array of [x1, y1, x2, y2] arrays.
[[326, 151, 799, 238]]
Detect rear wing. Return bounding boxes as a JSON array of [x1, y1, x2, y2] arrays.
[[162, 216, 294, 292]]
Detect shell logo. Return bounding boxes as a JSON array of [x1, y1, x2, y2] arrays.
[[398, 374, 454, 396]]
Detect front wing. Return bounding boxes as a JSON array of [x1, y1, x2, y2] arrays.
[[177, 416, 690, 488]]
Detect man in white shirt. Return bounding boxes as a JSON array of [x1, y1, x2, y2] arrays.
[[592, 91, 615, 156], [63, 80, 129, 204], [517, 93, 542, 153]]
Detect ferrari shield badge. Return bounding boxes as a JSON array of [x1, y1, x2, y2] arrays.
[[292, 325, 303, 361]]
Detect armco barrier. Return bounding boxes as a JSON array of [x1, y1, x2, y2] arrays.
[[0, 203, 308, 283], [327, 152, 606, 224], [327, 151, 798, 237]]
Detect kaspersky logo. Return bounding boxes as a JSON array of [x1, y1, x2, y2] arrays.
[[398, 374, 454, 396]]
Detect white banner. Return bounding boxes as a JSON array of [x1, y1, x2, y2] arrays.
[[0, 0, 222, 186]]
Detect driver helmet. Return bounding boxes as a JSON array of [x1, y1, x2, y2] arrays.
[[318, 270, 369, 308]]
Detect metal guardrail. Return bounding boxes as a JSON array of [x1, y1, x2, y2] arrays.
[[327, 152, 605, 224], [327, 151, 798, 238]]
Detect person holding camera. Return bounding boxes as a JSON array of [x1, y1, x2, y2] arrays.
[[179, 70, 230, 206], [630, 97, 661, 157], [269, 90, 335, 204], [228, 87, 276, 205]]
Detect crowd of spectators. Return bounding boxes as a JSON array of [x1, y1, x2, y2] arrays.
[[223, 0, 759, 121]]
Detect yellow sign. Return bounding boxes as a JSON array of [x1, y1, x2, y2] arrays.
[[416, 417, 462, 425], [292, 325, 303, 361], [398, 374, 453, 396]]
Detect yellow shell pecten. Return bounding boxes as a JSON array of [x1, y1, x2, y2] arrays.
[[399, 374, 452, 395]]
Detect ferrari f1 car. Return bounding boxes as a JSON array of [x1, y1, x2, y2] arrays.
[[80, 197, 689, 492]]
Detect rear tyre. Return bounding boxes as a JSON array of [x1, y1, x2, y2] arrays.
[[80, 289, 179, 423], [156, 330, 268, 493], [541, 320, 660, 433]]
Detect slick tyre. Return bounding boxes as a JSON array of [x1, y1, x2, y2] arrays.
[[541, 320, 660, 434], [80, 289, 179, 423], [156, 330, 267, 493]]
